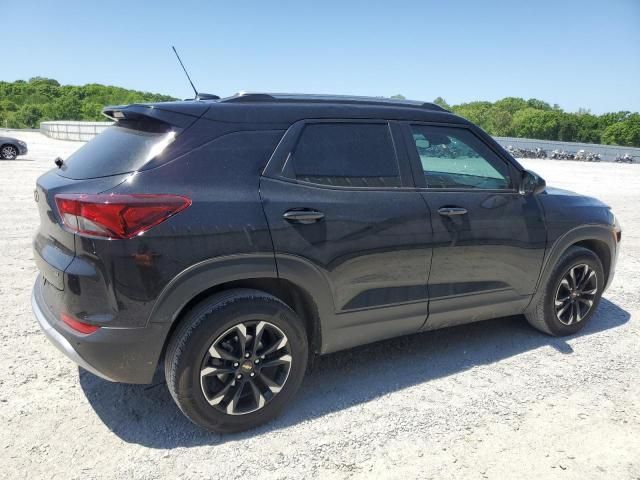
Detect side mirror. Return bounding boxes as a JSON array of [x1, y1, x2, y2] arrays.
[[519, 170, 546, 195]]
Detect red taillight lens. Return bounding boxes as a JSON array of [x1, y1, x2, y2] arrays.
[[61, 313, 100, 334], [54, 194, 191, 239]]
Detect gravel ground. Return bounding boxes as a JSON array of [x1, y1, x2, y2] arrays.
[[1, 131, 638, 480]]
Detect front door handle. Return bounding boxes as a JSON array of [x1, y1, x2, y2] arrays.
[[438, 207, 468, 216], [283, 209, 325, 224]]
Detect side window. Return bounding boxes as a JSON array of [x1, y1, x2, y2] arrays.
[[290, 123, 401, 188], [410, 125, 511, 190]]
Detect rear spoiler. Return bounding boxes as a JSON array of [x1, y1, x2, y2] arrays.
[[102, 102, 210, 130]]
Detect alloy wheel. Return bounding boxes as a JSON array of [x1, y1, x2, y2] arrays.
[[200, 320, 292, 415], [1, 146, 17, 160], [554, 263, 598, 325]]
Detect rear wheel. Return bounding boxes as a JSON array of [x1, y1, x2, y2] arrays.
[[165, 289, 308, 433], [1, 145, 18, 160], [526, 246, 604, 336]]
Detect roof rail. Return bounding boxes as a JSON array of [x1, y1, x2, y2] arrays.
[[220, 92, 446, 111]]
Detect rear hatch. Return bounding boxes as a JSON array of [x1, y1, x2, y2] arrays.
[[33, 101, 209, 290]]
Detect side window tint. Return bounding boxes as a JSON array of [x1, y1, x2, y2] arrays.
[[410, 125, 511, 189], [291, 123, 401, 188]]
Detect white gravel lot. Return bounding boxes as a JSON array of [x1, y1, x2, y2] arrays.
[[0, 130, 638, 480]]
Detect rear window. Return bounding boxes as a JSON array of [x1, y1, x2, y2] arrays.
[[58, 126, 176, 179]]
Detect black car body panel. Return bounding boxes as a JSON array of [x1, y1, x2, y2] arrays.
[[31, 94, 620, 383]]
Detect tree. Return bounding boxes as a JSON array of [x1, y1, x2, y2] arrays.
[[13, 105, 43, 128], [487, 107, 513, 136], [390, 94, 406, 100], [452, 101, 493, 131], [0, 78, 177, 126], [601, 114, 640, 146], [511, 108, 560, 140], [599, 111, 631, 130], [493, 97, 528, 114], [574, 113, 601, 143], [29, 77, 60, 87], [0, 100, 18, 113], [526, 98, 552, 110], [556, 113, 579, 142], [81, 102, 104, 120], [433, 97, 450, 110]]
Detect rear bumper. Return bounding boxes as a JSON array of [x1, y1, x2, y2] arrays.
[[32, 285, 116, 381], [32, 277, 169, 384], [18, 145, 28, 155]]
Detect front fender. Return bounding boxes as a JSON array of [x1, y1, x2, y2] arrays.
[[525, 224, 618, 314]]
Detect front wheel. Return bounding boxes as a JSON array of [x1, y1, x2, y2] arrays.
[[526, 246, 604, 336], [1, 145, 18, 160], [164, 289, 308, 433]]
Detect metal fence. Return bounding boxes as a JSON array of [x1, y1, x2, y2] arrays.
[[40, 121, 113, 141], [494, 136, 640, 162]]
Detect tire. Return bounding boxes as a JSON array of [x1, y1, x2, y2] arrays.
[[164, 288, 309, 433], [1, 145, 18, 160], [526, 246, 604, 336]]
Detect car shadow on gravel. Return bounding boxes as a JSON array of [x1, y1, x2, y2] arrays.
[[79, 297, 629, 448]]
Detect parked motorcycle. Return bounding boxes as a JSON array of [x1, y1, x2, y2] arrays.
[[505, 145, 547, 159], [615, 154, 635, 163], [574, 150, 601, 162], [550, 149, 576, 160]]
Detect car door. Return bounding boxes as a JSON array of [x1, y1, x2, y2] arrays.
[[260, 120, 433, 352], [402, 122, 547, 330]]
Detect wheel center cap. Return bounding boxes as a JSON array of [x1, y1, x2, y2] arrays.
[[240, 361, 253, 372]]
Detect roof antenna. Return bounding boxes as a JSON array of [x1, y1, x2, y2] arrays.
[[171, 46, 219, 101]]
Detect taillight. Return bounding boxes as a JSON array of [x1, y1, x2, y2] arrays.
[[54, 193, 191, 239], [61, 313, 100, 334]]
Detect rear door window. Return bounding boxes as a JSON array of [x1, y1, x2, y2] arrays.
[[58, 126, 176, 179], [289, 122, 401, 188]]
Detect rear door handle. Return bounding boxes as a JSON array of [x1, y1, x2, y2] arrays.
[[283, 209, 325, 224], [438, 207, 468, 216]]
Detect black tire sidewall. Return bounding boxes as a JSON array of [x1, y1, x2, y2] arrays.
[[543, 249, 604, 336], [169, 292, 308, 433]]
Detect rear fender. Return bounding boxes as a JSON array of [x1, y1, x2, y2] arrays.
[[148, 252, 336, 351], [148, 254, 279, 325]]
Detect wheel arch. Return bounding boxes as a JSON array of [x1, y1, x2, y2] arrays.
[[150, 254, 333, 361], [572, 238, 611, 285], [525, 225, 617, 314]]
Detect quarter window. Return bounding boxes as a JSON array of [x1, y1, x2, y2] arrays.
[[410, 125, 511, 189], [290, 123, 401, 188]]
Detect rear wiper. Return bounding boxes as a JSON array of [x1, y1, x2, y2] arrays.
[[54, 157, 64, 168]]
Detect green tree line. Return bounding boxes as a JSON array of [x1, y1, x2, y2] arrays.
[[392, 94, 640, 147], [0, 77, 176, 129], [1, 79, 638, 147]]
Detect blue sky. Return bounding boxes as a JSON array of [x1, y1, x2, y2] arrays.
[[4, 0, 639, 113]]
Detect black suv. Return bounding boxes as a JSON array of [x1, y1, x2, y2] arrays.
[[32, 93, 620, 432]]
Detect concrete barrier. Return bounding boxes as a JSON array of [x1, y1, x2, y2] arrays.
[[40, 121, 113, 142]]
